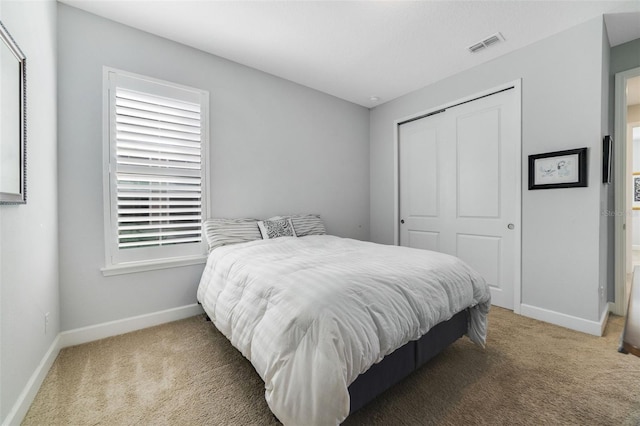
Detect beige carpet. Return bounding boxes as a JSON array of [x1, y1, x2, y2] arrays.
[[23, 308, 640, 425]]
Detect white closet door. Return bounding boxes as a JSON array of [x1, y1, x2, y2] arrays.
[[399, 89, 519, 310], [399, 112, 447, 253]]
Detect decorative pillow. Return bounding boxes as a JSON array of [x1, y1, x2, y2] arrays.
[[203, 218, 261, 251], [290, 214, 326, 237], [258, 217, 297, 239]]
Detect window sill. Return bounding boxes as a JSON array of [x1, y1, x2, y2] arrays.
[[101, 254, 208, 277]]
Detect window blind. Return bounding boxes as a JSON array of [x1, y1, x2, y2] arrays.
[[114, 87, 203, 250]]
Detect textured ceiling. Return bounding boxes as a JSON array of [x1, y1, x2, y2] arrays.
[[60, 0, 640, 108]]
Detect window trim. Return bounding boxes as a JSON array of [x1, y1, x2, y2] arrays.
[[102, 67, 211, 275], [100, 254, 208, 277]]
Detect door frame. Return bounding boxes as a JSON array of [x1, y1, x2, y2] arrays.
[[613, 67, 640, 316], [393, 79, 522, 314]]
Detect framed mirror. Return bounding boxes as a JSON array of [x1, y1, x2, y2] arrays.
[[0, 20, 26, 204]]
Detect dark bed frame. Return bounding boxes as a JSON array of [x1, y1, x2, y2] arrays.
[[348, 308, 469, 414], [203, 307, 469, 419]]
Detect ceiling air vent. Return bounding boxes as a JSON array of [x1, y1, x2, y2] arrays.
[[468, 42, 485, 53], [467, 32, 505, 53]]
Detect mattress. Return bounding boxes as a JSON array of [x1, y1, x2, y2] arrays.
[[196, 235, 490, 425]]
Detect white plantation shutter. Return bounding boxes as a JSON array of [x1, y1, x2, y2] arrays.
[[104, 69, 209, 268]]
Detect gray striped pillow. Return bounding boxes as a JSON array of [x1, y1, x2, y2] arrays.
[[203, 218, 262, 251], [290, 214, 326, 237]]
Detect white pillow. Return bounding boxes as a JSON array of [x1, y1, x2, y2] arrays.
[[258, 217, 297, 239]]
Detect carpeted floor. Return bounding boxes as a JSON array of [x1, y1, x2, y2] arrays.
[[23, 307, 640, 425]]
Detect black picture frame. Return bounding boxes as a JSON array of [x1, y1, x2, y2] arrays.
[[603, 135, 613, 184], [528, 148, 588, 190]]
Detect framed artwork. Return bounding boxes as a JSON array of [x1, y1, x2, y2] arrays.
[[528, 148, 588, 190], [633, 173, 640, 210], [603, 135, 612, 184], [0, 20, 26, 204]]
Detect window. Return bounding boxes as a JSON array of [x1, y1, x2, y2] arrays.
[[103, 68, 209, 274]]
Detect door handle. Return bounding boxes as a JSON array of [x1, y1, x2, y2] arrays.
[[507, 223, 514, 230], [401, 219, 405, 224]]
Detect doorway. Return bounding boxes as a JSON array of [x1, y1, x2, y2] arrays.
[[614, 68, 640, 316], [629, 115, 640, 273]]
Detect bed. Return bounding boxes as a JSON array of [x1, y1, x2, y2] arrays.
[[197, 216, 490, 425]]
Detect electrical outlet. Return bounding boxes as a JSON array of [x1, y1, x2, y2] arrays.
[[44, 312, 50, 334]]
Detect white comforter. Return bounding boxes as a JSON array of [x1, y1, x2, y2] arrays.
[[197, 235, 490, 425]]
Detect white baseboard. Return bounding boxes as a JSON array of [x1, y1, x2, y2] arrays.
[[520, 304, 608, 336], [60, 303, 204, 348], [2, 335, 62, 426], [599, 308, 610, 336]]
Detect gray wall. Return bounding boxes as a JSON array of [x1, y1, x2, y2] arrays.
[[611, 38, 640, 75], [0, 0, 59, 422], [370, 17, 609, 324], [57, 4, 370, 331], [599, 25, 611, 314]]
